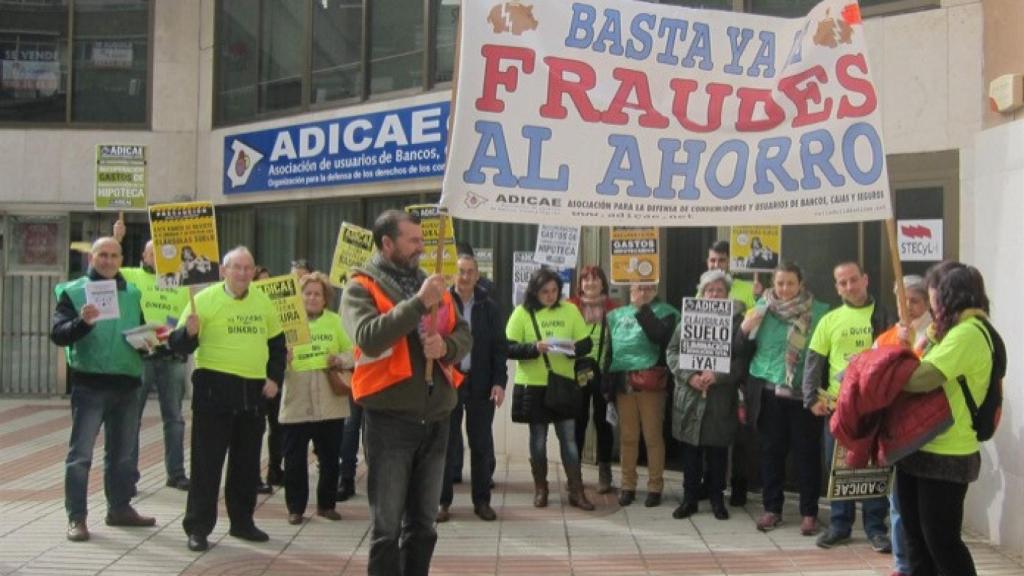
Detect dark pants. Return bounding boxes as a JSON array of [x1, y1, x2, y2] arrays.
[[182, 407, 264, 537], [364, 409, 449, 576], [896, 469, 976, 576], [263, 394, 283, 478], [283, 419, 344, 515], [758, 386, 823, 517], [65, 382, 142, 521], [682, 443, 728, 503], [441, 393, 496, 507], [339, 401, 363, 483], [575, 380, 614, 463]]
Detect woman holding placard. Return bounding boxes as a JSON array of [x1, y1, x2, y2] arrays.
[[506, 268, 594, 511], [668, 269, 752, 520], [278, 272, 354, 525], [741, 262, 829, 535]]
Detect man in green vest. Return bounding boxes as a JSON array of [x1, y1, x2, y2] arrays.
[[804, 261, 892, 552], [113, 221, 191, 491], [169, 246, 287, 552], [51, 237, 156, 543]]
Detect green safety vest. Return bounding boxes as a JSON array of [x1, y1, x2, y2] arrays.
[[55, 276, 143, 378]]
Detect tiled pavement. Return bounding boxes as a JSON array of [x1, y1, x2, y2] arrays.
[[1, 398, 1021, 576]]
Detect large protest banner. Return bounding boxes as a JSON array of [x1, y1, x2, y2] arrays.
[[149, 202, 220, 289], [328, 222, 375, 287], [253, 275, 312, 347], [441, 0, 891, 227]]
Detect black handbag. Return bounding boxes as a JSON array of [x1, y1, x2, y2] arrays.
[[575, 318, 606, 386], [529, 310, 580, 419]]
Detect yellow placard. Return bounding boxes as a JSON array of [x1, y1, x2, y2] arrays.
[[252, 275, 311, 347], [405, 204, 457, 279], [148, 202, 220, 289], [329, 222, 375, 287], [730, 225, 782, 272], [610, 227, 659, 285]]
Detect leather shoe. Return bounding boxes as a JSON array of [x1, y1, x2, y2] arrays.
[[287, 513, 303, 525], [166, 476, 190, 491], [187, 533, 209, 552], [336, 478, 355, 502], [106, 506, 156, 527], [229, 524, 269, 542], [644, 492, 662, 507], [67, 519, 90, 542], [800, 516, 819, 536], [316, 508, 342, 521], [474, 503, 497, 521], [711, 501, 729, 520], [436, 505, 451, 523], [618, 490, 636, 506], [672, 500, 697, 519], [256, 481, 273, 495]]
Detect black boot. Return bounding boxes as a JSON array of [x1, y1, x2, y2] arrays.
[[530, 460, 549, 508], [336, 477, 355, 502], [729, 477, 747, 507], [711, 497, 729, 520]]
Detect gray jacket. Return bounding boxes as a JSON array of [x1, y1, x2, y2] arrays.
[[341, 256, 472, 423]]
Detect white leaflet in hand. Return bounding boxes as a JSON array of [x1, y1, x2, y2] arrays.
[[545, 338, 575, 356], [85, 280, 120, 321]]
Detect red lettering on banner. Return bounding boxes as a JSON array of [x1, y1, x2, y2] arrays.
[[539, 57, 601, 121], [778, 65, 833, 128], [601, 68, 670, 128], [476, 45, 535, 113], [669, 79, 732, 133], [835, 53, 876, 118], [735, 88, 785, 132]]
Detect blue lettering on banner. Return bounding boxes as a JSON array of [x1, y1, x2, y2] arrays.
[[223, 101, 449, 195]]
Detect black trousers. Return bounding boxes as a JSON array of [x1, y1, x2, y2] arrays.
[[282, 419, 345, 515], [263, 395, 283, 477], [682, 443, 728, 502], [575, 380, 614, 463], [441, 393, 496, 506], [182, 406, 264, 537], [757, 385, 823, 517], [896, 469, 976, 576]]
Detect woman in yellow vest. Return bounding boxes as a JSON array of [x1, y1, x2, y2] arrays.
[[895, 262, 993, 576], [506, 268, 594, 511], [279, 272, 354, 525]]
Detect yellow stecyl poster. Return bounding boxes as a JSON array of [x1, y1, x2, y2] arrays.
[[405, 204, 457, 279], [329, 222, 374, 287], [252, 275, 311, 347], [610, 227, 659, 285], [730, 226, 781, 272], [149, 202, 220, 289]]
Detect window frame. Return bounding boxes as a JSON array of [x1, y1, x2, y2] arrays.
[[0, 0, 154, 130]]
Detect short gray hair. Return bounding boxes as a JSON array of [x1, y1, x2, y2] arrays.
[[223, 246, 253, 268], [697, 269, 732, 296], [900, 274, 926, 298]]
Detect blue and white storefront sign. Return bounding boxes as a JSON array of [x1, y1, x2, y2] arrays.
[[224, 101, 449, 195]]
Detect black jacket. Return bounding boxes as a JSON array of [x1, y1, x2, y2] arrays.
[[451, 284, 509, 401]]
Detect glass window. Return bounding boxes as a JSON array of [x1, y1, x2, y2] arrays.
[[747, 0, 817, 17], [312, 0, 363, 104], [432, 0, 458, 84], [659, 0, 733, 9], [258, 0, 304, 113], [216, 0, 258, 123], [256, 205, 298, 276], [371, 0, 424, 94], [0, 0, 70, 123], [71, 0, 149, 124]]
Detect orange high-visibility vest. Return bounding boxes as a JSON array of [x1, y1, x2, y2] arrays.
[[349, 275, 463, 401]]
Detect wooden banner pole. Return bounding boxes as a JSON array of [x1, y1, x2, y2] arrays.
[[885, 218, 908, 326]]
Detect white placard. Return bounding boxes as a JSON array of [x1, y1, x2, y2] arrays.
[[678, 297, 733, 374], [534, 225, 581, 269], [85, 280, 120, 321], [897, 219, 942, 262]]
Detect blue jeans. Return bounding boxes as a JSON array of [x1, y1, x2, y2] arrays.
[[363, 410, 449, 576], [65, 382, 143, 521], [131, 356, 187, 483], [528, 419, 579, 467], [823, 424, 888, 537], [339, 401, 363, 483], [891, 477, 910, 573]]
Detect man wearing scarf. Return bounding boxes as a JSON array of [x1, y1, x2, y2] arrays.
[[804, 261, 892, 552], [342, 209, 472, 576], [113, 221, 191, 492]]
